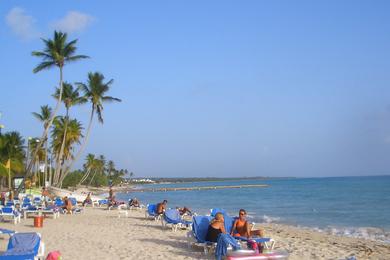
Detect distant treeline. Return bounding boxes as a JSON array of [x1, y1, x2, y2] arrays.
[[149, 176, 294, 183]]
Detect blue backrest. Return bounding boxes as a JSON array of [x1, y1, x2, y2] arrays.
[[69, 197, 77, 206], [192, 215, 212, 243], [147, 204, 157, 216], [5, 232, 40, 257], [1, 207, 14, 214], [164, 209, 180, 223], [210, 208, 226, 217], [6, 201, 14, 207]]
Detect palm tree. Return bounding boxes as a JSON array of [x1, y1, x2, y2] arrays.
[[23, 31, 88, 190], [88, 155, 105, 186], [32, 105, 52, 185], [0, 132, 25, 189], [51, 117, 83, 186], [107, 160, 115, 181], [62, 72, 121, 179], [52, 82, 86, 184], [78, 153, 96, 185]]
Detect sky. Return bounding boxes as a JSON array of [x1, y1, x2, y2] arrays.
[[1, 1, 390, 178]]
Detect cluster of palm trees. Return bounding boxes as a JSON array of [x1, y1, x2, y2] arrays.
[[1, 31, 123, 190]]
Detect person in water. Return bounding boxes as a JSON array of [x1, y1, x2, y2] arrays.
[[230, 209, 264, 238], [156, 199, 167, 214], [205, 212, 227, 242]]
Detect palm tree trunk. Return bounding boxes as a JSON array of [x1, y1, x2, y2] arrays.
[[54, 109, 69, 187], [58, 107, 95, 186], [88, 169, 98, 186], [19, 66, 64, 192], [44, 139, 48, 187], [78, 167, 91, 185]]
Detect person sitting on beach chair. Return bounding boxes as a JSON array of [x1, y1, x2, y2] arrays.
[[231, 209, 264, 238], [128, 198, 140, 208], [178, 206, 192, 216], [205, 212, 227, 242], [156, 200, 168, 215], [82, 192, 92, 206], [62, 196, 73, 214]]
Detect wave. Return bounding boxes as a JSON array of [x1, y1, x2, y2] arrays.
[[301, 226, 390, 244]]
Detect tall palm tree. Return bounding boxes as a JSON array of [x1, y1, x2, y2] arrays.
[[32, 105, 53, 184], [23, 31, 88, 190], [52, 82, 86, 183], [62, 72, 121, 179], [107, 160, 115, 181]]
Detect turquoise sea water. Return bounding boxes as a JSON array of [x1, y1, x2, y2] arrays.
[[116, 176, 390, 243]]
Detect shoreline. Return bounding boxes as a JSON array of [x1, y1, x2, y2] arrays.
[[1, 207, 389, 259]]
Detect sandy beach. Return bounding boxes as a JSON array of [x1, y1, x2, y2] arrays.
[[1, 207, 389, 259]]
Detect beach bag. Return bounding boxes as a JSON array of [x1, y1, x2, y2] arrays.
[[46, 250, 62, 260]]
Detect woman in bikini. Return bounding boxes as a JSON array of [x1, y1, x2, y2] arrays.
[[205, 212, 227, 242], [230, 209, 264, 238]]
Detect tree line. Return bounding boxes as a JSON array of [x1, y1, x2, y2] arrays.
[[0, 31, 125, 190]]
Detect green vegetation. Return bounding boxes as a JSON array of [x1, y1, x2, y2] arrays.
[[0, 30, 125, 191]]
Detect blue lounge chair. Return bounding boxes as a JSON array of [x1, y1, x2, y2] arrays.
[[144, 204, 161, 221], [0, 206, 21, 224], [0, 228, 15, 237], [98, 199, 108, 207], [162, 209, 192, 231], [187, 215, 214, 254], [0, 232, 45, 260], [210, 208, 227, 217]]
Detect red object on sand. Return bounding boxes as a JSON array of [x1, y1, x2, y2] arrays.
[[34, 216, 44, 228]]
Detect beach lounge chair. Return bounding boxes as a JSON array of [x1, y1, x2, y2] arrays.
[[0, 232, 45, 260], [0, 206, 21, 224], [145, 204, 162, 221], [98, 199, 108, 207], [187, 215, 215, 254], [162, 209, 192, 231], [23, 206, 40, 219], [0, 228, 15, 237]]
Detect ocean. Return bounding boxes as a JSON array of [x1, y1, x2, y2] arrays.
[[116, 175, 390, 243]]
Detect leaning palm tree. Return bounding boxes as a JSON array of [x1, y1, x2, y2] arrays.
[[78, 153, 96, 185], [51, 117, 83, 187], [88, 155, 106, 186], [62, 72, 121, 178], [22, 31, 89, 190], [32, 105, 52, 184], [52, 82, 86, 184]]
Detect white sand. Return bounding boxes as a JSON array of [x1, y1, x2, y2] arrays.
[[1, 208, 389, 259]]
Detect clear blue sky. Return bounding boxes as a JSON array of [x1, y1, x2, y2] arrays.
[[1, 1, 390, 177]]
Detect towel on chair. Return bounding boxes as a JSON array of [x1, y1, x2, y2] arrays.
[[215, 233, 240, 260]]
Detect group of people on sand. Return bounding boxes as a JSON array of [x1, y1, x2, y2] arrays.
[[206, 209, 264, 249]]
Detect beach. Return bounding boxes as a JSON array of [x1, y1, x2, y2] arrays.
[[1, 207, 389, 259]]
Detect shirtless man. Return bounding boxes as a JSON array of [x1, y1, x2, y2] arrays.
[[230, 209, 264, 238], [156, 200, 167, 214]]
